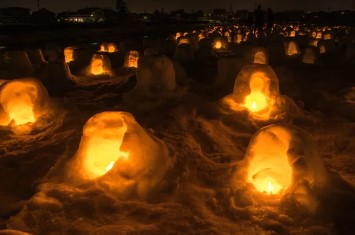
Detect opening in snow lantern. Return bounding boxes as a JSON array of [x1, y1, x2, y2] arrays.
[[64, 47, 74, 63], [77, 112, 129, 179], [0, 78, 49, 126], [213, 38, 225, 50], [285, 41, 300, 56], [75, 112, 172, 199], [231, 65, 279, 114], [245, 124, 327, 196], [246, 47, 268, 64], [316, 32, 323, 39], [124, 50, 139, 68], [234, 34, 243, 44], [89, 54, 111, 76]]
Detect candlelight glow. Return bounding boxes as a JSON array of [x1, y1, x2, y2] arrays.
[[286, 41, 299, 56], [214, 41, 222, 49], [107, 43, 118, 53], [0, 78, 49, 127], [78, 112, 129, 179], [247, 126, 293, 195], [64, 47, 74, 63], [244, 76, 268, 112], [89, 54, 111, 76]]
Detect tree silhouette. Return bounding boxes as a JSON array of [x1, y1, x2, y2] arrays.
[[116, 0, 128, 15]]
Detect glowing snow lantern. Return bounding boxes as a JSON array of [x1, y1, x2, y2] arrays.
[[107, 43, 118, 53], [124, 50, 139, 68], [234, 34, 243, 44], [175, 32, 182, 40], [213, 40, 223, 49], [178, 37, 190, 46], [99, 43, 108, 52], [253, 50, 268, 64], [316, 32, 323, 39], [75, 112, 172, 198], [319, 44, 326, 54], [245, 124, 327, 199], [289, 30, 296, 37], [285, 41, 300, 56], [309, 39, 319, 47], [77, 112, 129, 179], [64, 47, 74, 63], [226, 65, 280, 118], [0, 78, 49, 126], [302, 47, 317, 64], [89, 54, 111, 76], [323, 33, 332, 40]]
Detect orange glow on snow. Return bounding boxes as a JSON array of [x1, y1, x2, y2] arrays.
[[247, 127, 293, 195], [0, 81, 38, 125], [214, 41, 222, 49]]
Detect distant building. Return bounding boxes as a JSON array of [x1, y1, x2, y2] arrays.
[[58, 8, 105, 23], [0, 7, 32, 25]]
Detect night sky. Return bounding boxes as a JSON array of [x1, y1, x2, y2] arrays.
[[0, 0, 354, 13]]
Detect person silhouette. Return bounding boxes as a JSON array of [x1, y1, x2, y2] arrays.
[[254, 5, 264, 35], [267, 8, 274, 35]]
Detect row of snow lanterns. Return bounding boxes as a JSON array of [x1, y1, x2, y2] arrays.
[[0, 35, 327, 203]]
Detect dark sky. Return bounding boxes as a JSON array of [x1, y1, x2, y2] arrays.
[[0, 0, 354, 13]]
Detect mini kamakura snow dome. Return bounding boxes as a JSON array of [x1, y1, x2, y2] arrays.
[[124, 50, 139, 68], [302, 47, 317, 64], [74, 112, 172, 198], [213, 37, 227, 50], [285, 41, 300, 56], [245, 124, 327, 197], [230, 64, 280, 115], [89, 54, 111, 76], [0, 78, 49, 126], [245, 47, 268, 65], [136, 55, 176, 93]]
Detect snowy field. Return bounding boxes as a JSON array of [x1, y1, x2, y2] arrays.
[[0, 24, 354, 235]]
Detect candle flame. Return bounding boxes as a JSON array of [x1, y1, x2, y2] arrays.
[[251, 101, 257, 110], [266, 182, 274, 194], [106, 161, 115, 172]]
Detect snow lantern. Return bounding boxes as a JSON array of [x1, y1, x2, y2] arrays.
[[234, 34, 243, 44], [316, 32, 323, 39], [89, 54, 111, 76], [177, 36, 191, 46], [285, 41, 300, 56], [213, 38, 225, 50], [77, 112, 129, 179], [323, 33, 332, 40], [99, 43, 108, 52], [0, 78, 49, 126], [319, 44, 326, 54], [302, 47, 317, 64], [64, 47, 74, 63], [107, 43, 118, 53], [228, 64, 280, 116], [309, 39, 319, 47], [247, 47, 268, 65], [124, 50, 139, 68], [245, 124, 327, 196], [75, 112, 172, 197], [136, 55, 176, 93], [289, 30, 296, 37]]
